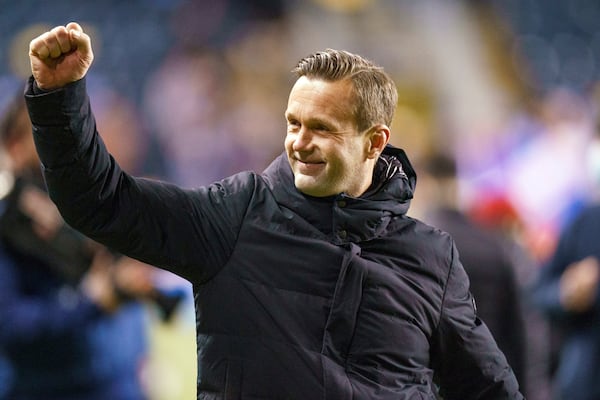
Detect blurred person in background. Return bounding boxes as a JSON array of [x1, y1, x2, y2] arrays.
[[418, 151, 527, 396], [24, 23, 523, 399], [0, 91, 157, 400], [467, 193, 553, 400], [530, 110, 600, 400]]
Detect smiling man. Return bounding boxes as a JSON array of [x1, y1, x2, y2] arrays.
[[24, 23, 523, 399], [285, 75, 388, 198]]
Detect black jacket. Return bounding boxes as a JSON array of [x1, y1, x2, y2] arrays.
[[25, 77, 522, 399]]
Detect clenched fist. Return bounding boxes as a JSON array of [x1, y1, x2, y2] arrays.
[[29, 22, 94, 90]]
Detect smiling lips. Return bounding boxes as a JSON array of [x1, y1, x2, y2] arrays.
[[296, 158, 325, 174]]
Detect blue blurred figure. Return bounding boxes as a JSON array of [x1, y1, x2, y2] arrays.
[[0, 93, 149, 400], [532, 206, 600, 400], [531, 128, 600, 400]]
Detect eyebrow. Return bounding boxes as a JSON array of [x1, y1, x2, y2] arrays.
[[284, 112, 334, 128]]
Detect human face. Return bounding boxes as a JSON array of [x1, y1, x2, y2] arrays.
[[285, 77, 375, 198]]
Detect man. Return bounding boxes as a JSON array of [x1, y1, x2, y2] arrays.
[[418, 152, 530, 397], [531, 209, 600, 400], [25, 23, 523, 399], [531, 129, 600, 400]]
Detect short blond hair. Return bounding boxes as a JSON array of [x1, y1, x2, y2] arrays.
[[292, 49, 398, 132]]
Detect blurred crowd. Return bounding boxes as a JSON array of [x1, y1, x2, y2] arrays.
[[2, 0, 600, 399]]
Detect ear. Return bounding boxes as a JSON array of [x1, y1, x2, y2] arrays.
[[366, 124, 390, 159]]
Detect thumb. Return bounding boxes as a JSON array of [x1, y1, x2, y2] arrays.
[[66, 22, 94, 68], [66, 21, 83, 33], [66, 22, 89, 50]]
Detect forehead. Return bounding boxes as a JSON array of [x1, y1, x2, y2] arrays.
[[286, 77, 355, 121]]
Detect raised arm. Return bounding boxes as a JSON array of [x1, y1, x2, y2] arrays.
[[25, 24, 251, 284]]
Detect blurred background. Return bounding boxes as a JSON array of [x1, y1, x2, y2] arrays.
[[1, 0, 600, 399]]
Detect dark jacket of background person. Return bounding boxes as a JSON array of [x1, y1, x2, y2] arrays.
[[0, 95, 148, 400], [24, 77, 522, 399], [420, 153, 527, 395], [531, 204, 600, 400], [425, 209, 527, 388]]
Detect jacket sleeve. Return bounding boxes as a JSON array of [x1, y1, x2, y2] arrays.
[[432, 242, 524, 400], [24, 77, 252, 284]]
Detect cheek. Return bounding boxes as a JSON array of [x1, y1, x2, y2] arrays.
[[284, 134, 294, 152], [334, 147, 362, 180]]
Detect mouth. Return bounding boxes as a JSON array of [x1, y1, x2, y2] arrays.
[[295, 157, 325, 174], [297, 158, 323, 165]]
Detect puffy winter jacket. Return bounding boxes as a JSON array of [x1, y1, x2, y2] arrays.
[[25, 77, 522, 399]]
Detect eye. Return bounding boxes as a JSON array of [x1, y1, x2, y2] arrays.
[[287, 119, 300, 132]]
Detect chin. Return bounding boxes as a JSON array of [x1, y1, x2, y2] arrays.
[[297, 186, 334, 198], [294, 178, 321, 197]]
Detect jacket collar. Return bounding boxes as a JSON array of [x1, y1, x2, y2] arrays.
[[261, 145, 417, 242]]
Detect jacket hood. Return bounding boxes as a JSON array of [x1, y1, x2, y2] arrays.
[[261, 145, 417, 243]]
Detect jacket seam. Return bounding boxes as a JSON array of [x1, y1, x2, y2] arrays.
[[434, 238, 455, 331]]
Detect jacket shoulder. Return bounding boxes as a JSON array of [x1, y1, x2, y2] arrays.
[[401, 216, 456, 266]]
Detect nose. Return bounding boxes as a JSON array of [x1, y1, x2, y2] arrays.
[[292, 127, 313, 152]]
